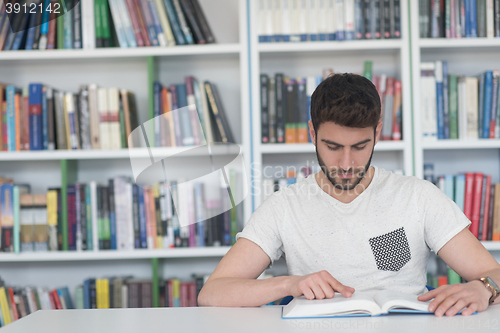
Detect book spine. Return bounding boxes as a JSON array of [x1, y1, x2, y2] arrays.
[[489, 71, 498, 139], [29, 84, 43, 151], [435, 61, 445, 140], [73, 0, 82, 48], [179, 0, 204, 43], [448, 74, 459, 139], [275, 73, 285, 143], [63, 0, 74, 49], [442, 61, 450, 139], [67, 185, 77, 251], [464, 172, 474, 221], [392, 80, 402, 140], [139, 0, 159, 46], [133, 0, 152, 46], [147, 0, 167, 46], [470, 173, 484, 238], [125, 0, 146, 46], [138, 186, 147, 249], [481, 175, 492, 241], [483, 71, 493, 139], [261, 74, 269, 143]]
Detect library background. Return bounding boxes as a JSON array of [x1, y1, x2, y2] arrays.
[[0, 0, 500, 326]]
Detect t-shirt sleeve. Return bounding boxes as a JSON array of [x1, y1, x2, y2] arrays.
[[419, 181, 472, 254], [235, 193, 284, 267]]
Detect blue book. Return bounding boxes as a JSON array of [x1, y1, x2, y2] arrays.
[[163, 0, 186, 44], [147, 0, 165, 46], [442, 61, 450, 139], [38, 0, 51, 49], [10, 11, 30, 50], [194, 183, 204, 247], [63, 1, 73, 49], [138, 186, 147, 249], [478, 73, 485, 138], [444, 175, 454, 201], [29, 83, 43, 150], [176, 84, 194, 145], [435, 61, 445, 140], [170, 85, 183, 146], [61, 287, 74, 309], [467, 0, 478, 37], [154, 82, 162, 147], [24, 10, 39, 50], [85, 185, 93, 251], [109, 180, 117, 250], [6, 86, 18, 151], [41, 86, 48, 150], [483, 71, 493, 138], [132, 184, 140, 249], [138, 0, 159, 46], [454, 174, 466, 211], [83, 278, 92, 309]]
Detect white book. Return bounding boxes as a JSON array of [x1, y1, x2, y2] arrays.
[[273, 0, 283, 40], [298, 0, 308, 40], [97, 88, 110, 150], [281, 0, 292, 41], [107, 87, 122, 150], [265, 0, 275, 41], [258, 0, 268, 42], [64, 93, 79, 150], [326, 0, 337, 40], [487, 0, 494, 38], [121, 285, 128, 308], [282, 290, 432, 318], [154, 0, 176, 46], [465, 77, 479, 139], [81, 0, 96, 49], [290, 0, 300, 41], [116, 0, 137, 47], [108, 0, 129, 47], [307, 0, 318, 39], [89, 181, 99, 252], [344, 0, 355, 40], [458, 76, 468, 140], [334, 0, 344, 40], [420, 62, 437, 141]]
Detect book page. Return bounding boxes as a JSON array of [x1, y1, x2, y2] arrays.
[[282, 292, 383, 318], [373, 290, 432, 313]]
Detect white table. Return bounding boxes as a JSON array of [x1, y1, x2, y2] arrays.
[[3, 305, 500, 333]]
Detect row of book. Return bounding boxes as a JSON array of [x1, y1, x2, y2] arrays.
[[261, 64, 402, 144], [420, 61, 500, 140], [258, 0, 401, 43], [419, 0, 500, 39], [0, 0, 214, 51], [0, 273, 210, 327], [424, 165, 500, 241], [261, 166, 314, 201], [0, 83, 139, 151], [152, 78, 234, 147], [0, 173, 242, 253]]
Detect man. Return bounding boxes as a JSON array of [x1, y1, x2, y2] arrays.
[[198, 73, 500, 316]]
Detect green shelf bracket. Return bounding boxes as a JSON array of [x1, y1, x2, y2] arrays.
[[151, 257, 160, 307]]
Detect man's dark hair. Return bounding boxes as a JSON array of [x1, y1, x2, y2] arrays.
[[310, 73, 381, 135]]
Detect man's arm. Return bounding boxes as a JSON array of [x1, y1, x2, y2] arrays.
[[198, 238, 355, 307], [418, 227, 500, 316]]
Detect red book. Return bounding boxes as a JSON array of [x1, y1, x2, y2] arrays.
[[133, 0, 151, 46], [463, 173, 475, 221], [481, 175, 492, 241], [125, 0, 145, 47], [22, 89, 30, 150], [52, 289, 62, 309], [470, 173, 484, 238], [180, 282, 189, 307], [48, 289, 57, 309], [187, 282, 197, 307], [438, 276, 448, 287], [7, 287, 19, 320]]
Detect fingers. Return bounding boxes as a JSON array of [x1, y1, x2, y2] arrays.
[[319, 270, 355, 298], [461, 303, 478, 316], [417, 287, 440, 301]]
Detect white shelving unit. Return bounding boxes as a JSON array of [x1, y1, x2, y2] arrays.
[[0, 0, 250, 297], [409, 1, 500, 262], [249, 0, 413, 210]]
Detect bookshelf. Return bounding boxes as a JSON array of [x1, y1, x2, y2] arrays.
[[409, 1, 500, 263], [0, 0, 250, 307], [248, 0, 413, 210]]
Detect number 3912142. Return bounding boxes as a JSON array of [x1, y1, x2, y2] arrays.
[[5, 2, 61, 14]]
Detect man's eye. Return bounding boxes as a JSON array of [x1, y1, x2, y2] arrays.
[[327, 146, 340, 151], [354, 145, 367, 150]]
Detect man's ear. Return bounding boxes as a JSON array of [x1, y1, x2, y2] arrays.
[[308, 120, 316, 145], [374, 121, 383, 145]]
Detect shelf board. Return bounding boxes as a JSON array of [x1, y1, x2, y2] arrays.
[[419, 38, 500, 50], [482, 242, 500, 251], [259, 141, 406, 154], [0, 44, 241, 61], [0, 144, 245, 161], [422, 140, 500, 150], [0, 247, 231, 262], [257, 40, 403, 53]]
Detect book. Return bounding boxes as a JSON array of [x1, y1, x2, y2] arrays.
[[282, 290, 439, 318]]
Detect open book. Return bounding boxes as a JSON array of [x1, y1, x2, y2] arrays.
[[282, 290, 436, 318]]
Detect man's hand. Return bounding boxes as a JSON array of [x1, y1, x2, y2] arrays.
[[417, 281, 492, 317], [285, 270, 355, 300]]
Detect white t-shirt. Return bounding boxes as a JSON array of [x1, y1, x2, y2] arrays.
[[236, 166, 471, 295]]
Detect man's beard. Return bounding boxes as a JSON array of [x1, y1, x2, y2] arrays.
[[316, 147, 374, 191]]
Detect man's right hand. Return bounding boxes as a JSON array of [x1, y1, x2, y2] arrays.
[[285, 270, 355, 300]]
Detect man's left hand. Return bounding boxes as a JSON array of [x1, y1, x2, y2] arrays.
[[417, 281, 492, 317]]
